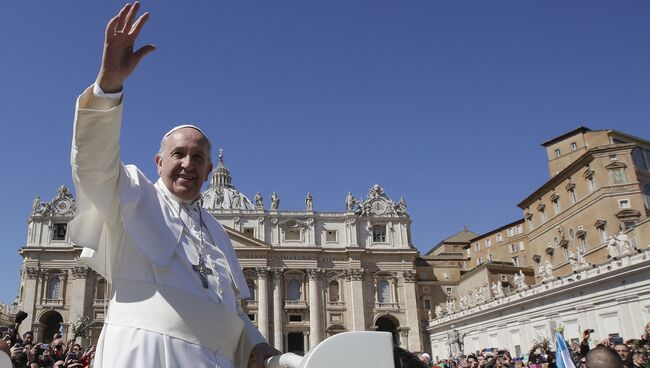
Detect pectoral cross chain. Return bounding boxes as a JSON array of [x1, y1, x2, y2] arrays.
[[192, 257, 213, 289]]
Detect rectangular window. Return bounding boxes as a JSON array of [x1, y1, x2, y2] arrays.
[[53, 223, 67, 241], [422, 286, 430, 293], [372, 225, 387, 242], [475, 243, 481, 252], [477, 257, 482, 266], [512, 257, 520, 267], [509, 244, 517, 254], [325, 230, 338, 242], [587, 176, 596, 192], [555, 148, 561, 157], [496, 234, 502, 242], [571, 142, 577, 151], [487, 254, 494, 262], [599, 227, 608, 244], [486, 238, 492, 247], [611, 169, 626, 184], [527, 218, 534, 231], [285, 229, 301, 241], [569, 189, 577, 204], [519, 241, 525, 250], [618, 199, 630, 209], [445, 287, 453, 294], [552, 199, 560, 215], [579, 237, 588, 252], [540, 209, 547, 223], [517, 225, 523, 234], [424, 298, 432, 310], [289, 314, 302, 322]]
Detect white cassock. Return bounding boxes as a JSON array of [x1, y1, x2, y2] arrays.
[[69, 85, 265, 368]]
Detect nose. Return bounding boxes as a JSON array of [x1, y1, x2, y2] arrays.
[[180, 154, 193, 169]]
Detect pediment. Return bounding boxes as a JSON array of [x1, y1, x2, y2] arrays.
[[224, 226, 271, 249], [605, 161, 627, 170]]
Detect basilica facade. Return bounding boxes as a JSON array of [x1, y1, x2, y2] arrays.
[[14, 151, 424, 354]]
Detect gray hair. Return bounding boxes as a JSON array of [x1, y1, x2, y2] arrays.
[[158, 125, 212, 164]]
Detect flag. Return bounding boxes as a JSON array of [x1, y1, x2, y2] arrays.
[[555, 332, 576, 368]]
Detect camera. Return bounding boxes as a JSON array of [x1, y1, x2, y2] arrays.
[[611, 336, 624, 344], [587, 329, 594, 333], [66, 353, 79, 361]]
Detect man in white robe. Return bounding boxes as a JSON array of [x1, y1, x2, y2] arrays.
[[69, 3, 280, 367]]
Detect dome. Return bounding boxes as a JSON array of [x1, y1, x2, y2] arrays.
[[202, 149, 256, 210]]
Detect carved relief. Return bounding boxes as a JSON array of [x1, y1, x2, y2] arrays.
[[307, 268, 322, 280], [355, 184, 407, 217], [255, 267, 269, 279], [25, 267, 40, 279], [72, 266, 90, 279], [345, 268, 365, 281], [401, 270, 416, 283]]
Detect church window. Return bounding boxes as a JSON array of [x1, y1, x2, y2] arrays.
[[372, 225, 387, 243], [377, 280, 391, 304], [95, 278, 106, 300], [423, 297, 432, 310], [325, 230, 337, 243], [247, 279, 256, 300], [52, 223, 67, 241], [287, 279, 301, 300], [47, 276, 62, 300], [328, 280, 340, 302], [285, 229, 301, 241]]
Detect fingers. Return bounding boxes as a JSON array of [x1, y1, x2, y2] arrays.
[[115, 3, 132, 33], [122, 1, 140, 33], [129, 12, 150, 38], [105, 16, 120, 41]]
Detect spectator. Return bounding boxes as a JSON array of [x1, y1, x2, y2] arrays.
[[467, 355, 479, 368], [586, 345, 624, 368], [631, 349, 647, 368], [614, 343, 632, 367]]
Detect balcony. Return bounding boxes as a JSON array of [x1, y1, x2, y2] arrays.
[[375, 302, 399, 311], [42, 298, 63, 307], [284, 300, 308, 309], [93, 299, 108, 307]]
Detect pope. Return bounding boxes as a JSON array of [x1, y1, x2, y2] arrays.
[[70, 3, 281, 367]]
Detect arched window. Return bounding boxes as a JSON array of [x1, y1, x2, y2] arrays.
[[246, 279, 255, 300], [95, 278, 106, 299], [328, 280, 339, 302], [377, 280, 391, 304], [47, 276, 61, 300], [287, 279, 301, 300]]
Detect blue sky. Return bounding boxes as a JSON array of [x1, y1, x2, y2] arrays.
[[0, 1, 648, 303]]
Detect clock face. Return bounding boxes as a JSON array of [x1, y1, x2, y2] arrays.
[[370, 199, 387, 215], [54, 199, 71, 214]]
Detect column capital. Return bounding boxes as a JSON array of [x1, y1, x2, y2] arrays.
[[72, 266, 90, 279], [255, 267, 270, 279], [402, 270, 416, 283], [307, 268, 323, 280], [345, 268, 365, 281], [24, 266, 40, 279]]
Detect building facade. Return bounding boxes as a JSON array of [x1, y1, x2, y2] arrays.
[[14, 152, 423, 354], [426, 127, 650, 359]]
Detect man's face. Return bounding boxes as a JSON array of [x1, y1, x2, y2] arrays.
[[614, 344, 630, 361], [156, 128, 212, 202], [23, 333, 33, 344], [467, 357, 479, 368]]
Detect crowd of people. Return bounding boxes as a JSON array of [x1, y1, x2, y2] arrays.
[[406, 322, 650, 368]]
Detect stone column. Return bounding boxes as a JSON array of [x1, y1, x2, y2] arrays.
[[255, 267, 269, 340], [402, 270, 422, 351], [272, 269, 284, 350], [307, 269, 322, 349], [19, 267, 41, 334], [345, 218, 357, 246], [303, 331, 310, 352], [346, 268, 366, 331], [69, 266, 90, 324]]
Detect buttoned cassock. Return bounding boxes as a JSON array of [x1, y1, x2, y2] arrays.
[[69, 85, 265, 368]]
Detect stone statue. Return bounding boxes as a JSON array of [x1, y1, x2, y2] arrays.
[[305, 192, 313, 211], [395, 197, 408, 215], [270, 192, 280, 210], [568, 250, 579, 272], [345, 192, 355, 211], [435, 304, 443, 319], [446, 326, 465, 358], [542, 260, 555, 281], [607, 235, 620, 259], [576, 248, 590, 269], [446, 299, 455, 314], [254, 192, 264, 209], [31, 196, 42, 214], [427, 310, 432, 320], [497, 281, 505, 298], [459, 294, 467, 309], [491, 282, 499, 298], [615, 232, 632, 254], [231, 192, 241, 209], [473, 287, 484, 304], [514, 270, 528, 291]]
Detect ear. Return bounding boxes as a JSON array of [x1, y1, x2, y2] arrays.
[[204, 163, 213, 183], [155, 154, 163, 176]]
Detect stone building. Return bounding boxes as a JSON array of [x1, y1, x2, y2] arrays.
[[14, 151, 423, 354], [426, 127, 650, 359]]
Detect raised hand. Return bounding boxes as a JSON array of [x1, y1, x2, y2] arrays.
[[96, 2, 155, 93]]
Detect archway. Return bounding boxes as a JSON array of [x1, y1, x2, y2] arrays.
[[375, 314, 399, 346], [39, 310, 63, 343]]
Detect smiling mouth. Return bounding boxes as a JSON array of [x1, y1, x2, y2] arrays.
[[176, 174, 195, 183]]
